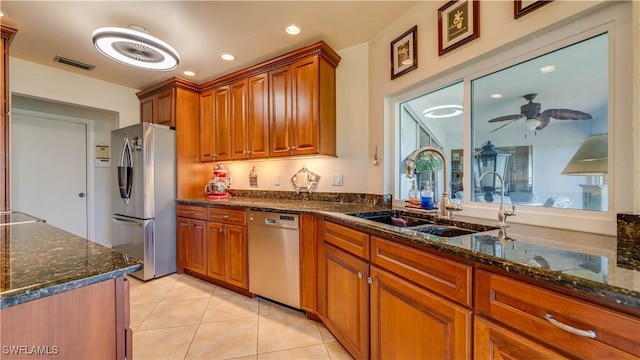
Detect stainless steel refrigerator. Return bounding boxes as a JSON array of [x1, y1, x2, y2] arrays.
[[111, 122, 176, 281]]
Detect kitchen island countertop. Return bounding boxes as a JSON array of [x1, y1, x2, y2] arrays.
[[0, 220, 142, 309], [179, 196, 640, 312]]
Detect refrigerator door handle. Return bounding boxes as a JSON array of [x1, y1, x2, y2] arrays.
[[112, 217, 143, 227]]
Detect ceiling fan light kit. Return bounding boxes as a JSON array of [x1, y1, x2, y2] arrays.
[[92, 26, 179, 71]]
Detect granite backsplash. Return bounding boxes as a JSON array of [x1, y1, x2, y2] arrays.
[[227, 189, 393, 207], [617, 213, 640, 271]]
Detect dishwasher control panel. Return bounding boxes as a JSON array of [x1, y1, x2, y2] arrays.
[[247, 211, 299, 229]]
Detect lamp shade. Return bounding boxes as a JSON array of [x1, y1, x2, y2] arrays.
[[561, 134, 608, 175]]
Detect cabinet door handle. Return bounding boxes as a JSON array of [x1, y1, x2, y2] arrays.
[[544, 313, 596, 338], [189, 210, 194, 214], [291, 146, 296, 150], [221, 215, 230, 219], [367, 277, 375, 284], [357, 272, 364, 279]]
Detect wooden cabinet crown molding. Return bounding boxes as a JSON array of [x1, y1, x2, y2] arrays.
[[1, 25, 17, 44], [136, 77, 199, 99], [200, 41, 341, 92]]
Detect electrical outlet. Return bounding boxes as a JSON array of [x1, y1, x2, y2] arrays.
[[275, 175, 280, 186], [227, 176, 232, 185], [332, 173, 343, 186]]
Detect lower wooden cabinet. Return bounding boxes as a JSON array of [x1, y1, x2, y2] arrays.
[[207, 222, 247, 288], [474, 317, 571, 359], [176, 216, 206, 275], [322, 243, 370, 359], [177, 205, 247, 289], [319, 221, 471, 360], [370, 266, 471, 360]]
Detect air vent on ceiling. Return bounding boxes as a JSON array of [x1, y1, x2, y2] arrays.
[[53, 55, 95, 71]]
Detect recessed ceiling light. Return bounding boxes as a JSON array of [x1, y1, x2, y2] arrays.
[[422, 105, 463, 119], [286, 25, 301, 35], [540, 65, 556, 73], [221, 54, 235, 61], [183, 71, 196, 77], [490, 93, 503, 99], [92, 25, 179, 71], [0, 11, 4, 17]]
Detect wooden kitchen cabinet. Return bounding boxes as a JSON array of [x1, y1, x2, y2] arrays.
[[245, 73, 270, 159], [319, 221, 473, 360], [370, 266, 472, 360], [268, 54, 336, 157], [229, 78, 249, 160], [206, 207, 248, 289], [475, 269, 640, 359], [140, 87, 175, 127], [176, 216, 207, 275], [322, 242, 370, 360], [200, 85, 232, 161], [176, 204, 207, 275]]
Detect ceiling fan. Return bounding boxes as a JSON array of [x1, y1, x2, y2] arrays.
[[488, 93, 592, 133]]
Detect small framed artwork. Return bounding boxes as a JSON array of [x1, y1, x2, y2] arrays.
[[391, 25, 418, 80], [438, 0, 479, 56], [514, 0, 552, 19]]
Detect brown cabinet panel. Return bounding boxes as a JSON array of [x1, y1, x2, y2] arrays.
[[475, 269, 640, 359], [155, 88, 175, 127], [207, 207, 246, 226], [247, 73, 269, 159], [269, 65, 293, 157], [199, 90, 215, 161], [140, 96, 154, 124], [206, 222, 226, 281], [323, 221, 369, 260], [230, 79, 249, 160], [370, 266, 471, 360], [371, 236, 472, 307], [191, 219, 207, 275], [225, 224, 247, 288], [176, 217, 193, 270], [214, 86, 231, 161], [300, 214, 318, 313], [322, 243, 369, 360], [291, 56, 319, 155], [176, 204, 207, 220], [474, 317, 570, 360]]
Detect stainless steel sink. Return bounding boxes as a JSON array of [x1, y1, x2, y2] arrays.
[[347, 210, 497, 238]]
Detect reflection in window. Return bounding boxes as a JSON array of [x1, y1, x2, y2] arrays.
[[471, 33, 608, 211], [399, 82, 463, 202]]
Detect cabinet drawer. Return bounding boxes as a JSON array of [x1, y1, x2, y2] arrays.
[[176, 204, 207, 220], [371, 236, 471, 307], [323, 221, 369, 260], [208, 207, 246, 226], [475, 269, 640, 359]]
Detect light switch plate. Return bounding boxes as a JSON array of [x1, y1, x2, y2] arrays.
[[332, 173, 343, 186]]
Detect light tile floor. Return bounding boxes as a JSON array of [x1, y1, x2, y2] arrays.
[[127, 273, 353, 360]]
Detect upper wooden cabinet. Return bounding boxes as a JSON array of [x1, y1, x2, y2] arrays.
[[200, 85, 232, 162], [140, 87, 175, 127], [269, 54, 336, 157]]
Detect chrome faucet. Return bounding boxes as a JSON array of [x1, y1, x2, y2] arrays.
[[478, 171, 516, 228], [405, 147, 463, 219]]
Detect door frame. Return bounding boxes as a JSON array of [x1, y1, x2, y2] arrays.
[[11, 108, 96, 241]]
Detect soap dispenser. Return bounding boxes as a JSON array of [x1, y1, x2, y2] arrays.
[[420, 181, 434, 210]]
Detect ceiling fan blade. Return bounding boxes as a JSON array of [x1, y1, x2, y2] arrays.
[[488, 114, 523, 123], [535, 113, 550, 130], [542, 109, 592, 120], [489, 117, 522, 133]]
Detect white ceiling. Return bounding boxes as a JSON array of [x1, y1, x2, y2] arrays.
[[1, 1, 417, 90]]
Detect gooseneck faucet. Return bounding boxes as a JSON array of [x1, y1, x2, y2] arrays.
[[478, 171, 516, 228], [405, 147, 463, 219]]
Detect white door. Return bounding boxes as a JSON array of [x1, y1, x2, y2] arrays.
[[11, 113, 88, 237]]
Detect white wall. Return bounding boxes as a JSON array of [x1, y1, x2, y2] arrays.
[[10, 58, 141, 246]]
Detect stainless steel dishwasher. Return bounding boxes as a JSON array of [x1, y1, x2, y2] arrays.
[[247, 211, 300, 309]]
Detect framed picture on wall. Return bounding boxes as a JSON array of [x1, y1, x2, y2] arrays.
[[391, 25, 418, 80], [514, 0, 553, 19], [438, 0, 479, 56]]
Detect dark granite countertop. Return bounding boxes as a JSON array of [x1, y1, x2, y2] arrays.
[[0, 221, 142, 309], [179, 196, 640, 312]]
